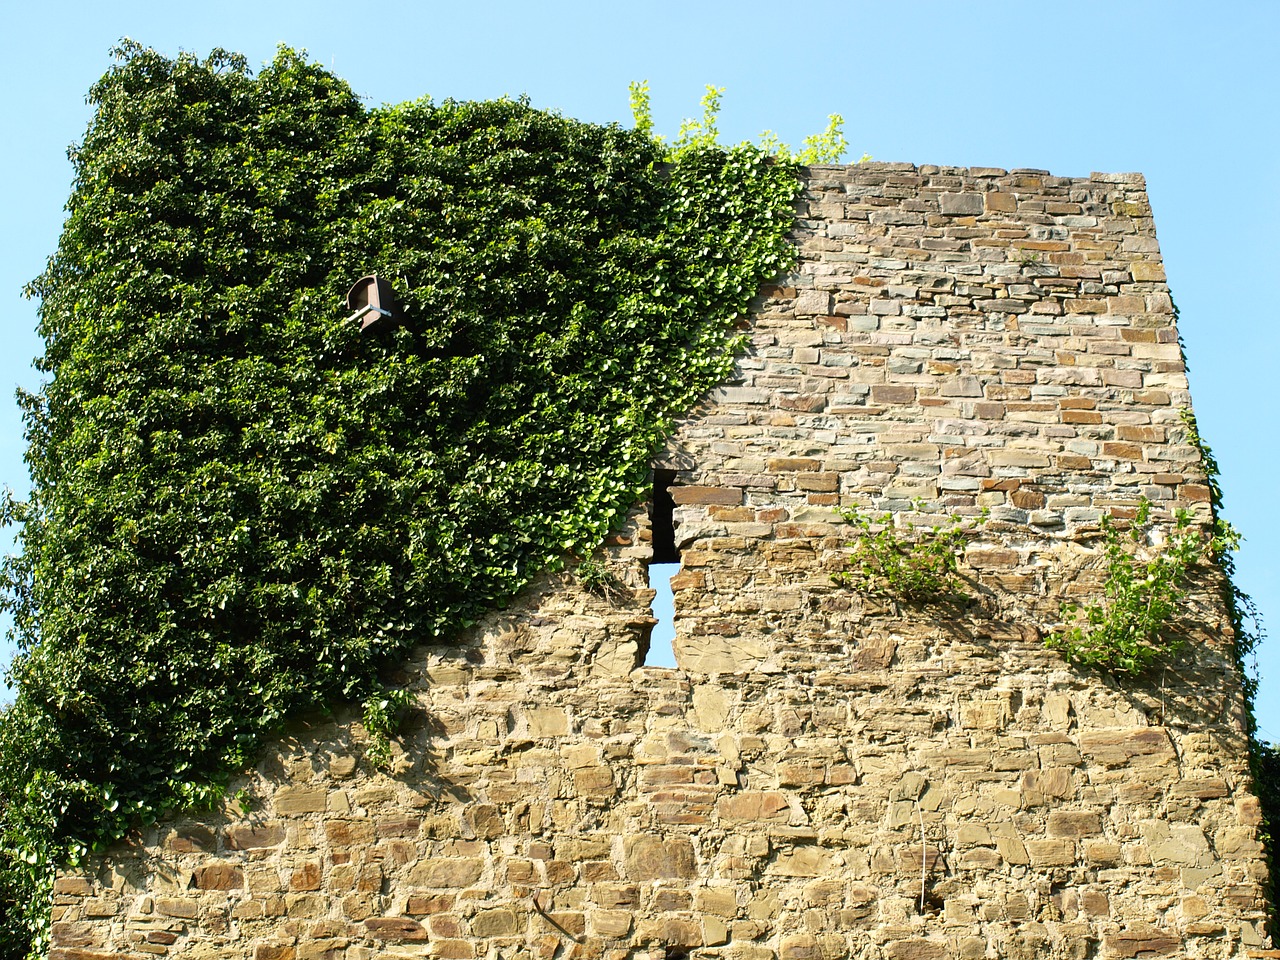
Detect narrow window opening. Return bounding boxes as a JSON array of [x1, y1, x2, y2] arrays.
[[646, 563, 680, 668], [650, 469, 680, 565], [644, 470, 681, 668]]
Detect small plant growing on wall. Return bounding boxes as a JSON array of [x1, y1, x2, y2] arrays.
[[833, 501, 985, 602], [362, 687, 415, 771], [576, 558, 628, 604], [1047, 498, 1237, 675]]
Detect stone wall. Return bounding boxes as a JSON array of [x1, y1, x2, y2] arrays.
[[50, 164, 1270, 960]]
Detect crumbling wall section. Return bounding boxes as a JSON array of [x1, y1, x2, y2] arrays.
[[50, 164, 1269, 960]]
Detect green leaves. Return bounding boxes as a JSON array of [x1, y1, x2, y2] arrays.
[[833, 500, 985, 603], [0, 44, 803, 955], [1046, 498, 1228, 675]]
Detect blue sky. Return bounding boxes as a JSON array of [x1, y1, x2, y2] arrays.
[[2, 1, 1277, 734]]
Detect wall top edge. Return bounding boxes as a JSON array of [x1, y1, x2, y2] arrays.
[[802, 161, 1146, 189]]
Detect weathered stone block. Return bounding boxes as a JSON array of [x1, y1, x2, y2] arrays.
[[524, 707, 569, 738], [408, 858, 485, 888], [624, 836, 696, 880], [471, 907, 522, 937], [590, 909, 633, 938], [193, 864, 243, 890], [1081, 729, 1175, 767], [767, 847, 835, 877], [274, 787, 327, 816], [885, 939, 949, 960], [227, 823, 287, 850], [717, 791, 790, 823], [1026, 839, 1075, 867], [364, 917, 428, 941], [1047, 811, 1103, 838], [940, 193, 984, 216], [1103, 927, 1178, 957]]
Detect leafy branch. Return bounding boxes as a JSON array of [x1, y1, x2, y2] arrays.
[[629, 80, 857, 164], [1046, 498, 1235, 675], [833, 501, 985, 602]]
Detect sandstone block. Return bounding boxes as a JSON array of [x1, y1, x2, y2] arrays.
[[1081, 728, 1175, 767], [697, 888, 740, 917], [961, 701, 1008, 731], [364, 918, 428, 941], [591, 909, 633, 938], [573, 766, 615, 798], [1026, 839, 1075, 867], [796, 290, 831, 315], [464, 804, 504, 839], [985, 192, 1017, 213], [432, 939, 476, 959], [193, 864, 243, 890], [471, 907, 522, 937], [227, 823, 287, 850], [165, 825, 215, 853], [1103, 927, 1178, 957], [624, 836, 696, 880], [780, 933, 846, 959], [768, 457, 821, 472], [53, 878, 94, 896], [638, 918, 702, 947], [1141, 822, 1211, 867], [408, 858, 485, 888], [1047, 811, 1103, 838], [289, 862, 322, 892], [406, 894, 454, 917], [525, 707, 569, 738], [324, 820, 374, 847], [768, 847, 834, 877], [885, 939, 949, 960], [274, 787, 327, 816], [154, 898, 198, 919], [960, 847, 1002, 869], [717, 792, 790, 823], [871, 384, 916, 404], [592, 883, 639, 908], [671, 485, 742, 505], [940, 193, 984, 216], [49, 922, 101, 948], [427, 914, 466, 941]]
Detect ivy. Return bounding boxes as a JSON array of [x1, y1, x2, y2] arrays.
[[630, 80, 853, 166], [361, 687, 414, 772], [1180, 406, 1273, 932], [0, 44, 820, 956]]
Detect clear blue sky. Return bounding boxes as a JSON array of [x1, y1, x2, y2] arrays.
[[3, 2, 1277, 735]]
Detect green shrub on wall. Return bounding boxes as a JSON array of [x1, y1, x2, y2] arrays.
[[0, 43, 815, 955]]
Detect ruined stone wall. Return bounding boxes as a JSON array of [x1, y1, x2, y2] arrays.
[[50, 164, 1269, 960]]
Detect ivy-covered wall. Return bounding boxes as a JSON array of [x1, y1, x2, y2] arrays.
[[0, 44, 804, 956]]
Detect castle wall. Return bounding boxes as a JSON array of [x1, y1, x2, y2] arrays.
[[49, 164, 1269, 960]]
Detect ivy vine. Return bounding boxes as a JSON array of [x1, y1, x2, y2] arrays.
[[0, 43, 842, 956]]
